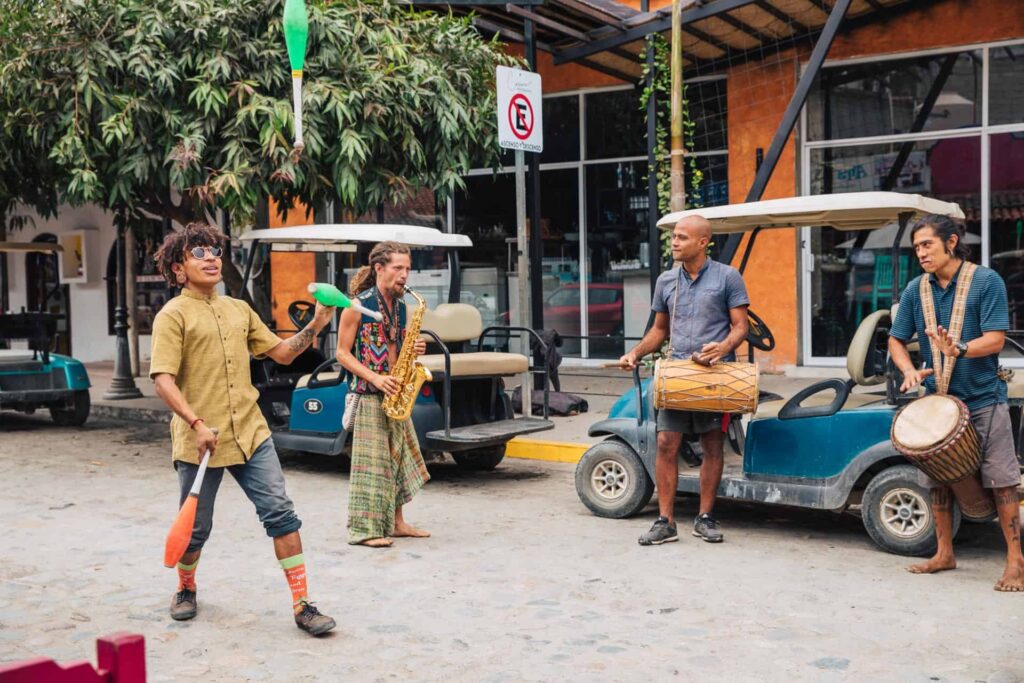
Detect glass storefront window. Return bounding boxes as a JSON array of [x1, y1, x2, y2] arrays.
[[689, 79, 728, 153], [541, 95, 580, 164], [585, 160, 648, 359], [807, 50, 982, 141], [585, 89, 646, 160], [989, 131, 1024, 329], [990, 45, 1024, 126], [807, 137, 982, 357]]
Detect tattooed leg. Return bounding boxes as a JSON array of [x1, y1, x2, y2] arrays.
[[908, 486, 957, 574], [992, 486, 1024, 592]]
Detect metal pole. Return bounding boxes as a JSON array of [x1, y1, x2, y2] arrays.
[[669, 0, 685, 213], [104, 211, 143, 399], [525, 18, 544, 336], [125, 225, 139, 377], [645, 21, 660, 294], [515, 149, 531, 416]]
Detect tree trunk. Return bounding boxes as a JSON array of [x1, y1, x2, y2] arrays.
[[125, 226, 139, 376]]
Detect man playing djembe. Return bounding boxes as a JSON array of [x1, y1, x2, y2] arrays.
[[889, 214, 1024, 591], [619, 216, 749, 545]]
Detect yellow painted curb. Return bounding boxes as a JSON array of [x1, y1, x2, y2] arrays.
[[506, 438, 589, 464]]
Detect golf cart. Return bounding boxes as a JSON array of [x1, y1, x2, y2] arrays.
[[0, 242, 91, 425], [575, 192, 1023, 557], [238, 224, 554, 471]]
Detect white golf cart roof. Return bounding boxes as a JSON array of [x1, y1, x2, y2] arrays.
[[656, 192, 965, 233], [0, 242, 63, 253], [238, 224, 472, 252]]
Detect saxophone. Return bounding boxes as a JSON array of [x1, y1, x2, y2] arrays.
[[381, 286, 432, 421]]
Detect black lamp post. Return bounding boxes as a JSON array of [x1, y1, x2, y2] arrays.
[[103, 212, 142, 400]]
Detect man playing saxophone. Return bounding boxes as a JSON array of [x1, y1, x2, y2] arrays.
[[336, 241, 431, 547]]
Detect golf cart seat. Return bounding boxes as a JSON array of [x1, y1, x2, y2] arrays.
[[419, 304, 529, 377], [758, 309, 890, 420]]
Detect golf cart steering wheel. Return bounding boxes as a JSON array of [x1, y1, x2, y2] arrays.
[[288, 300, 315, 331], [746, 309, 775, 352]]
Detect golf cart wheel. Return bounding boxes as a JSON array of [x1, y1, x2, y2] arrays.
[[575, 439, 654, 519], [50, 390, 90, 427], [861, 465, 961, 557], [453, 445, 506, 471]]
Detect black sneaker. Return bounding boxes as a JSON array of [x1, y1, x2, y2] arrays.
[[170, 588, 197, 621], [638, 517, 679, 546], [295, 601, 337, 636], [693, 513, 723, 543]]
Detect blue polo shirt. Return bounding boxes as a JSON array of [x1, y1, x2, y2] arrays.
[[889, 262, 1009, 411], [652, 259, 749, 361]]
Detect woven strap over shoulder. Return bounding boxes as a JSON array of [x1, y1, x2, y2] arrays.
[[919, 261, 977, 395]]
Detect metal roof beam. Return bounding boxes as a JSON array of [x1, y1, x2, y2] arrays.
[[552, 0, 759, 65], [683, 24, 734, 53], [505, 4, 590, 41], [715, 11, 775, 44], [549, 0, 628, 30], [754, 1, 809, 33]]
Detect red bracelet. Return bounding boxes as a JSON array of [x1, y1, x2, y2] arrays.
[[189, 417, 204, 431]]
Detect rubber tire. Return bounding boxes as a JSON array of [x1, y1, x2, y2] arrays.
[[50, 390, 90, 427], [575, 439, 654, 519], [453, 445, 506, 471], [861, 464, 961, 557]]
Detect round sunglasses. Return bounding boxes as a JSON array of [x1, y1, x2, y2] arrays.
[[187, 246, 223, 259]]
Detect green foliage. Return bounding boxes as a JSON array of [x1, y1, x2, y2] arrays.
[[0, 0, 517, 231], [638, 35, 704, 265]]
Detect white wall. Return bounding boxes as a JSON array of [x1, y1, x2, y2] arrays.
[[5, 205, 153, 364]]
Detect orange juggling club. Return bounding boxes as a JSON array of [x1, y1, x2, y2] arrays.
[[163, 431, 216, 568]]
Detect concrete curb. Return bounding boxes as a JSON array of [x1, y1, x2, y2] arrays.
[[91, 403, 171, 424]]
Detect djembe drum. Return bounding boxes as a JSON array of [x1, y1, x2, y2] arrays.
[[890, 394, 996, 522], [652, 359, 759, 414]]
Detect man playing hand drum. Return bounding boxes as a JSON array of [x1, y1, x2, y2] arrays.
[[620, 216, 749, 546]]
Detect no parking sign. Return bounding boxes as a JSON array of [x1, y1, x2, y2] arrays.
[[496, 66, 543, 153]]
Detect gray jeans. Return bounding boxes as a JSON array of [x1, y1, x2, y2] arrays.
[[175, 437, 301, 553], [919, 402, 1021, 490]]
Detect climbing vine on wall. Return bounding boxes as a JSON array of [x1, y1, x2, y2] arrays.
[[639, 35, 705, 265]]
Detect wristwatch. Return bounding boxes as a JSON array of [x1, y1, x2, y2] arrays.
[[954, 340, 968, 358]]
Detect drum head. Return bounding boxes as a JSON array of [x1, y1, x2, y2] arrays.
[[893, 395, 963, 451]]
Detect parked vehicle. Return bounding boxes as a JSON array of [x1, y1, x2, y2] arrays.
[[238, 224, 554, 471], [0, 242, 91, 425]]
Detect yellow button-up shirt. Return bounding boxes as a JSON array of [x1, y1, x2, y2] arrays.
[[149, 288, 282, 467]]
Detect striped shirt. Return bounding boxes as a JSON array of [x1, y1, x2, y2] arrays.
[[889, 262, 1009, 412]]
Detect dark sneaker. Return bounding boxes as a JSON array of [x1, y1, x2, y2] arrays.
[[638, 517, 679, 546], [693, 513, 724, 543], [295, 601, 336, 636], [170, 589, 197, 621]]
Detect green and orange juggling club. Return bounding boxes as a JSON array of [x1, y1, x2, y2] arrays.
[[163, 428, 218, 568], [283, 0, 309, 154], [308, 282, 383, 321]]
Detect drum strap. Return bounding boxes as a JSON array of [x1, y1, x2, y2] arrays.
[[919, 260, 977, 395]]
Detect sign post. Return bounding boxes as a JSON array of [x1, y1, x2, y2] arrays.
[[496, 66, 543, 417]]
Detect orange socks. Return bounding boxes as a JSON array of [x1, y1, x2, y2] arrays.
[[280, 554, 308, 613], [177, 559, 199, 591]]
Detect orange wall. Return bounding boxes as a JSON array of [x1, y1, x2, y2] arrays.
[[506, 44, 628, 92], [268, 202, 315, 334]]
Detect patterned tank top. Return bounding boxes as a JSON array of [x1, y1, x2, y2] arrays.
[[350, 287, 407, 394]]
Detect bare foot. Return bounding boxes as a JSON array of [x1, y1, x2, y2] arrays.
[[393, 522, 431, 538], [994, 559, 1024, 592], [358, 537, 393, 548], [906, 554, 957, 574]]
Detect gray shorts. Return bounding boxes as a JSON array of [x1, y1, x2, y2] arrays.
[[919, 402, 1022, 490], [656, 408, 725, 436]]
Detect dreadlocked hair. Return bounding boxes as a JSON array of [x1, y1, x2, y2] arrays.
[[349, 241, 412, 296], [154, 222, 225, 287]]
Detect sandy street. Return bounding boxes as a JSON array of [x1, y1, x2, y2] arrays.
[[0, 414, 1021, 682]]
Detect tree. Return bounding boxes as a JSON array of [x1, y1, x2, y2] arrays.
[[0, 0, 515, 286]]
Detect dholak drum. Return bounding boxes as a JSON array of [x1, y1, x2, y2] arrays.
[[652, 359, 759, 414], [891, 394, 996, 522]]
